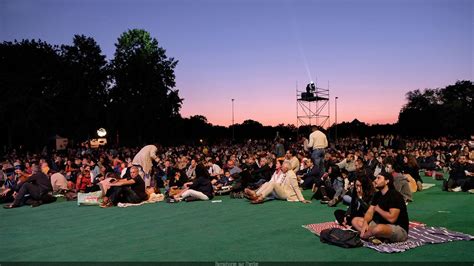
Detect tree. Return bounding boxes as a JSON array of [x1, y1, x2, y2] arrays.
[[0, 39, 62, 148], [109, 29, 182, 145], [56, 35, 108, 141], [398, 80, 473, 137]]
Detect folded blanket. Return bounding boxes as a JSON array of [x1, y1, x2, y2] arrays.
[[303, 221, 473, 253], [364, 226, 474, 253], [303, 221, 424, 236]]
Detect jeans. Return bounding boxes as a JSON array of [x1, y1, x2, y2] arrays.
[[332, 177, 344, 198], [311, 149, 325, 176]]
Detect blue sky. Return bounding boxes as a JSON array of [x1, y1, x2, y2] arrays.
[[1, 0, 472, 126]]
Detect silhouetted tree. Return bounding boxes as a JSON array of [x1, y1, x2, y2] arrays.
[[56, 35, 108, 141], [0, 39, 62, 148], [398, 80, 473, 137], [108, 29, 182, 145]]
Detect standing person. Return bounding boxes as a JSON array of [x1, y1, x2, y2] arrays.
[[351, 172, 409, 243], [132, 145, 160, 187], [305, 126, 328, 176]]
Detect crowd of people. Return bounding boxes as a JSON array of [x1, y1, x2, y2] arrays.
[[1, 128, 474, 244]]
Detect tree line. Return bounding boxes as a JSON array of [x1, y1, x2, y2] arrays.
[[1, 28, 472, 151]]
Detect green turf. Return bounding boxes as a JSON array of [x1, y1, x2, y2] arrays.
[[1, 175, 473, 263]]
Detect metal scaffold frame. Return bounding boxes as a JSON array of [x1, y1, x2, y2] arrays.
[[296, 82, 330, 128]]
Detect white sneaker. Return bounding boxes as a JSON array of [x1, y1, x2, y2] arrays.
[[468, 189, 474, 194], [452, 186, 462, 192]]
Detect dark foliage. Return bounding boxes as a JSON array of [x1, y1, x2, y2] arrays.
[[0, 30, 472, 152]]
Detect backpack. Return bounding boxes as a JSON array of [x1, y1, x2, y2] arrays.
[[320, 228, 363, 248]]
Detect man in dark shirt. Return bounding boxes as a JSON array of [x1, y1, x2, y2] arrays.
[[448, 155, 473, 190], [351, 171, 409, 243], [101, 166, 147, 207], [4, 165, 53, 209]]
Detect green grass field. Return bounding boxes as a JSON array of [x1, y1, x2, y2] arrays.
[[1, 175, 473, 264]]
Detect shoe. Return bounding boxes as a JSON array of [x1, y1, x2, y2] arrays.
[[3, 204, 18, 209], [320, 196, 330, 204], [468, 189, 474, 194], [184, 197, 198, 202], [452, 186, 462, 192], [328, 198, 339, 207]]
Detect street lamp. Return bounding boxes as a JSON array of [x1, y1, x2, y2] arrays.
[[232, 99, 235, 141], [335, 96, 338, 144]]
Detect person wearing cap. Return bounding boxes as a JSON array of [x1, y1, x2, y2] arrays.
[[351, 171, 409, 243], [0, 168, 17, 203], [3, 165, 53, 209]]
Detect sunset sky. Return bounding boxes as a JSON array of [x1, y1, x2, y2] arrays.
[[1, 0, 472, 126]]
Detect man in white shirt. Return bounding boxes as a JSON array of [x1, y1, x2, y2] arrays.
[[305, 126, 328, 176]]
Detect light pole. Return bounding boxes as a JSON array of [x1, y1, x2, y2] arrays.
[[335, 96, 338, 144], [232, 99, 235, 141]]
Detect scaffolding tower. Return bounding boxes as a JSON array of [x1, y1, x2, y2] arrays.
[[296, 82, 330, 128]]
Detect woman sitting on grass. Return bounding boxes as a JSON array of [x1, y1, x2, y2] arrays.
[[173, 164, 214, 202]]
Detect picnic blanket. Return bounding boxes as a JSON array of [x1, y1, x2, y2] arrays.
[[422, 183, 436, 190], [303, 221, 474, 253], [117, 193, 165, 208]]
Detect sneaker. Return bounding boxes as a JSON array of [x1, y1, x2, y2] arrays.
[[452, 186, 462, 192], [320, 197, 330, 204], [184, 197, 198, 202]]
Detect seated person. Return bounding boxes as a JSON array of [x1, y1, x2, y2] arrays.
[[385, 163, 412, 203], [48, 170, 69, 194], [327, 166, 349, 206], [4, 165, 53, 209], [336, 175, 375, 226], [168, 170, 187, 197], [212, 170, 233, 190], [100, 166, 148, 207], [0, 168, 17, 203], [243, 161, 311, 204], [446, 155, 473, 191], [250, 157, 273, 184], [76, 170, 93, 193], [173, 164, 214, 202], [351, 172, 409, 243], [298, 159, 318, 190]]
